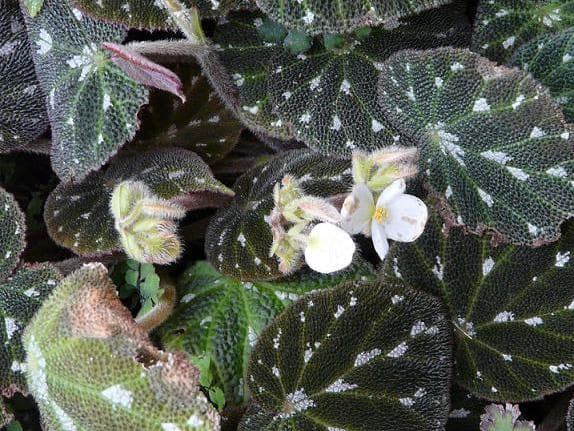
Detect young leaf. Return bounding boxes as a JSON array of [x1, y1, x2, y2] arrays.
[[212, 6, 470, 154], [471, 0, 574, 64], [133, 62, 242, 163], [23, 263, 220, 430], [159, 260, 374, 406], [509, 28, 574, 122], [378, 48, 574, 245], [385, 210, 574, 402], [242, 280, 452, 430], [22, 0, 149, 180], [205, 150, 352, 281], [44, 148, 233, 257], [254, 0, 450, 36], [0, 0, 48, 152], [72, 0, 244, 30], [0, 188, 26, 280], [0, 265, 61, 397], [479, 404, 535, 431]]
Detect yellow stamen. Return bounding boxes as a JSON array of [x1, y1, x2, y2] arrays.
[[373, 206, 389, 224]]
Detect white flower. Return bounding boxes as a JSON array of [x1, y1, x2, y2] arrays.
[[341, 179, 428, 260], [304, 223, 356, 274]]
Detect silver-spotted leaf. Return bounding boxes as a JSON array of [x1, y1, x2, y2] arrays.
[[134, 62, 242, 163], [0, 188, 25, 281], [243, 280, 452, 430], [471, 0, 574, 64], [385, 210, 574, 402], [45, 148, 232, 256], [255, 0, 450, 35], [23, 263, 220, 430], [378, 48, 574, 245], [0, 0, 48, 152], [22, 0, 149, 181], [205, 149, 352, 281], [213, 5, 470, 153], [509, 27, 574, 123], [72, 0, 245, 30], [0, 264, 61, 397], [446, 386, 488, 431], [159, 260, 374, 406], [211, 11, 295, 141]]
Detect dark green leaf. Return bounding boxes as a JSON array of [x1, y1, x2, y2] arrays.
[[0, 188, 25, 281], [379, 48, 574, 245], [242, 279, 452, 430], [385, 210, 574, 401]]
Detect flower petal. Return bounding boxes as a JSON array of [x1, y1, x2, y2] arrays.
[[376, 179, 406, 207], [371, 220, 390, 261], [384, 194, 428, 242], [340, 183, 374, 235], [304, 223, 356, 273]]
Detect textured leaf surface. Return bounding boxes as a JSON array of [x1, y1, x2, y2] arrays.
[[379, 48, 574, 245], [0, 188, 25, 281], [445, 386, 488, 431], [134, 62, 242, 163], [45, 148, 232, 256], [0, 0, 48, 152], [509, 28, 574, 123], [211, 11, 295, 140], [471, 0, 574, 63], [205, 150, 352, 281], [214, 6, 470, 153], [23, 263, 220, 430], [0, 265, 61, 396], [159, 260, 374, 406], [23, 0, 149, 180], [73, 0, 244, 29], [386, 210, 574, 402], [243, 280, 452, 430], [255, 0, 450, 35]]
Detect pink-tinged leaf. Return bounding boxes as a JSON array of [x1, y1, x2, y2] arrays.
[[103, 42, 186, 102]]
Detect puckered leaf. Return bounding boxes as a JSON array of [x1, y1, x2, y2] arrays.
[[0, 0, 48, 152], [159, 260, 374, 406], [509, 27, 574, 123], [378, 48, 574, 245], [72, 0, 245, 30], [23, 263, 220, 430], [385, 209, 574, 402], [44, 148, 233, 257], [242, 279, 452, 430], [134, 62, 242, 163], [0, 264, 61, 397], [22, 0, 149, 180], [212, 6, 470, 153], [471, 0, 574, 64], [254, 0, 450, 35], [0, 188, 25, 281], [205, 150, 352, 281]]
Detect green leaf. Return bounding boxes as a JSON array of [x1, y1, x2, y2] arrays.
[[208, 387, 225, 411], [479, 404, 535, 431], [385, 210, 574, 401], [211, 6, 470, 154], [23, 262, 220, 430], [471, 0, 574, 64], [22, 0, 149, 180], [255, 0, 450, 35], [446, 386, 488, 431], [378, 47, 574, 245], [159, 260, 374, 406], [242, 279, 452, 430], [0, 0, 48, 152], [205, 149, 352, 281], [134, 62, 242, 163], [72, 0, 244, 30], [23, 0, 44, 16], [509, 27, 574, 123], [0, 188, 25, 281], [0, 265, 62, 396], [44, 148, 233, 256], [5, 419, 24, 431], [140, 272, 161, 299], [125, 268, 139, 286]]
